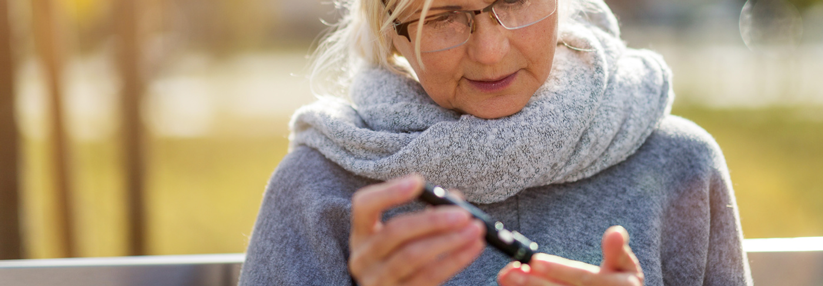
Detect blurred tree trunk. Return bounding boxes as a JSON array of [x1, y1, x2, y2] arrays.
[[31, 0, 75, 257], [0, 0, 21, 260], [115, 0, 147, 256]]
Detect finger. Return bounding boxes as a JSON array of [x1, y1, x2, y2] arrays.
[[601, 226, 641, 274], [399, 235, 486, 286], [528, 253, 600, 285], [498, 261, 563, 286], [587, 273, 644, 286], [382, 220, 485, 282], [351, 174, 424, 238], [497, 261, 527, 286], [369, 206, 472, 260]]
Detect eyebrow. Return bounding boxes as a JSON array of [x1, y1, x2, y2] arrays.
[[413, 5, 463, 14]]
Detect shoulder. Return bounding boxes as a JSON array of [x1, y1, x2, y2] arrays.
[[652, 115, 720, 151], [241, 146, 367, 285], [638, 117, 751, 285], [261, 146, 377, 231], [623, 114, 737, 227], [635, 115, 728, 178], [608, 115, 732, 209], [270, 145, 422, 219], [268, 145, 374, 203]]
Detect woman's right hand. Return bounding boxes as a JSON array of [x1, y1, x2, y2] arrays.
[[348, 174, 486, 286]]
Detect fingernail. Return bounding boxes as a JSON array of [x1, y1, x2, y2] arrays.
[[622, 229, 630, 244], [615, 225, 629, 241], [508, 270, 526, 285]]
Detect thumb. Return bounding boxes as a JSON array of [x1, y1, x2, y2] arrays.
[[601, 226, 641, 273]]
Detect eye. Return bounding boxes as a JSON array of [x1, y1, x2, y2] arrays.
[[501, 0, 526, 5], [424, 12, 457, 25]]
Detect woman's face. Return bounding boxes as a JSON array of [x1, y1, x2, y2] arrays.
[[392, 0, 558, 119]]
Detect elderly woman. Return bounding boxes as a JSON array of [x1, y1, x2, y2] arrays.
[[239, 0, 752, 284]]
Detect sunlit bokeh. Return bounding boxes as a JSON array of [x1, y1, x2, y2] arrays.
[[4, 0, 823, 261]]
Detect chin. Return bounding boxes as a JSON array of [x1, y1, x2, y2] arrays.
[[460, 94, 530, 119], [464, 105, 525, 119]]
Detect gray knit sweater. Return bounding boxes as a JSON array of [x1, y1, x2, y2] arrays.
[[239, 115, 753, 285]]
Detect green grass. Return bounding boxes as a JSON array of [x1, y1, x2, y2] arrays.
[[20, 107, 823, 258]]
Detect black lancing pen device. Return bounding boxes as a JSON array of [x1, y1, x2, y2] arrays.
[[418, 183, 539, 264]]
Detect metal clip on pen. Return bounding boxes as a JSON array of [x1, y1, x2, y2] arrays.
[[418, 183, 539, 264]]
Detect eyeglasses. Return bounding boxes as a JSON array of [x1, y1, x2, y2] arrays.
[[393, 0, 557, 53]]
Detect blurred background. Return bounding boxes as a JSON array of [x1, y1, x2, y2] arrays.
[[0, 0, 821, 260]]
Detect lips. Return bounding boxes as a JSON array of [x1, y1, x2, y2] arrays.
[[466, 71, 519, 93]]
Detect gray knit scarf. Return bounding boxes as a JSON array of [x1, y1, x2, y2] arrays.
[[289, 0, 674, 204]]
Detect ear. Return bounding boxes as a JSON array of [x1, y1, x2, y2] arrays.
[[391, 42, 400, 56]]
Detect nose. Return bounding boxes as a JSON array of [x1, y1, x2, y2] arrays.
[[466, 12, 510, 65]]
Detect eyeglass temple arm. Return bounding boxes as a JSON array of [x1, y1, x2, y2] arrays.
[[385, 1, 412, 42], [393, 21, 411, 42]]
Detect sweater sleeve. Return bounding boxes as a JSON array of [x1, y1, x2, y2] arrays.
[[701, 151, 753, 286], [657, 116, 753, 286], [238, 147, 357, 286]]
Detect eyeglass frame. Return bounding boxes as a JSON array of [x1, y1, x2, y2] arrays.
[[391, 0, 555, 50]]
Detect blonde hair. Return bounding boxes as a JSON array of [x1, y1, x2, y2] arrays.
[[309, 0, 584, 97]]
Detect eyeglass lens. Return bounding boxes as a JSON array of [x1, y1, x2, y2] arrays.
[[407, 0, 556, 52]]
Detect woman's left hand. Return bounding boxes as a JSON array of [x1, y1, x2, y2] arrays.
[[497, 226, 644, 286]]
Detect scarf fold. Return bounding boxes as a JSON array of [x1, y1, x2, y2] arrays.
[[289, 0, 674, 204]]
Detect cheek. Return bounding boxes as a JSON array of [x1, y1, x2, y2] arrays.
[[413, 51, 465, 106], [515, 17, 558, 79], [392, 36, 463, 108], [418, 51, 463, 81]]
